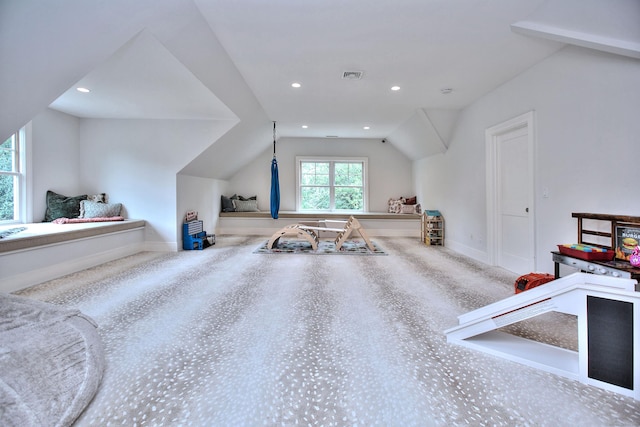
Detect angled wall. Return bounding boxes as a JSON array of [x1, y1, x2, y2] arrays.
[[415, 45, 640, 270]]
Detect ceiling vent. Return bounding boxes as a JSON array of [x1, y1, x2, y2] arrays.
[[342, 70, 364, 80]]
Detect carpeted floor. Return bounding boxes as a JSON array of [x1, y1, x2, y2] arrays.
[[16, 236, 640, 426]]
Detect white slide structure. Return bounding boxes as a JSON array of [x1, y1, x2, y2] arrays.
[[445, 273, 639, 399]]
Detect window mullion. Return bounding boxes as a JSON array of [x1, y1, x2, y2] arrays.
[[329, 161, 335, 211], [0, 131, 23, 223]]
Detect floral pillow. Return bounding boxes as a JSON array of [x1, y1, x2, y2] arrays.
[[388, 197, 405, 214]]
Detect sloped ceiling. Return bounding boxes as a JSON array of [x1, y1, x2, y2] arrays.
[[512, 0, 640, 59], [2, 0, 639, 181], [194, 0, 562, 141], [49, 30, 238, 121], [388, 109, 456, 160]]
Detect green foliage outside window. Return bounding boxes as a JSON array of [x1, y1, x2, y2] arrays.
[[334, 162, 363, 186], [300, 160, 364, 211], [301, 186, 330, 210], [301, 162, 330, 185], [0, 136, 16, 221], [335, 187, 363, 210]]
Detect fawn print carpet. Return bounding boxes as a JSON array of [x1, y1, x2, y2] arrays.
[[16, 236, 640, 426]]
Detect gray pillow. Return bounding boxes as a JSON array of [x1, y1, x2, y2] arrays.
[[232, 199, 259, 212], [80, 200, 122, 218], [221, 195, 236, 212]]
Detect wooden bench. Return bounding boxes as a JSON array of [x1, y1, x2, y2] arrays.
[[267, 216, 374, 251]]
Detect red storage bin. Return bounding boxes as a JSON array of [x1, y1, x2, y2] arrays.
[[557, 244, 615, 261]]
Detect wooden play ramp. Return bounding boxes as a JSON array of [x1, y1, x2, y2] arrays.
[[445, 272, 640, 400]]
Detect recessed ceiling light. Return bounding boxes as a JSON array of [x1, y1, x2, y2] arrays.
[[302, 125, 308, 129], [391, 86, 401, 91], [76, 87, 90, 93], [363, 126, 370, 130], [291, 82, 301, 88]]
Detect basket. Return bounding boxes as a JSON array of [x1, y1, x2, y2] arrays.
[[558, 244, 615, 261]]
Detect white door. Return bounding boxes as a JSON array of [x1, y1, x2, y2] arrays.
[[486, 111, 535, 275], [497, 126, 532, 273]]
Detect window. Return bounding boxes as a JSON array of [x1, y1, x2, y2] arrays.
[[297, 157, 368, 212], [0, 127, 26, 223]]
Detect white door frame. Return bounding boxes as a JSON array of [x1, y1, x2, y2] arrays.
[[485, 111, 536, 269]]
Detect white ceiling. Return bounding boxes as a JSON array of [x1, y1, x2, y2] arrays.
[[49, 30, 237, 121], [48, 0, 564, 140], [194, 0, 563, 139]]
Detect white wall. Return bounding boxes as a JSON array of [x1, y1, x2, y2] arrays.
[[177, 174, 229, 240], [78, 118, 232, 250], [226, 137, 415, 213], [30, 109, 81, 221], [27, 110, 234, 247], [0, 0, 270, 184], [415, 45, 640, 272]]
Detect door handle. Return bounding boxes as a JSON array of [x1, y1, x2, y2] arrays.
[[525, 207, 529, 213]]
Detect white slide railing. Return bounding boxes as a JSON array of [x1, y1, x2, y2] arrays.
[[445, 273, 639, 400]]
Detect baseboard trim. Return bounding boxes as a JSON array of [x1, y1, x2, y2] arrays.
[[145, 241, 178, 252], [446, 240, 489, 264], [0, 242, 145, 293]]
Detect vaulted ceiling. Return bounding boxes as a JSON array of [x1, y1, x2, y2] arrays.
[[2, 0, 638, 177]]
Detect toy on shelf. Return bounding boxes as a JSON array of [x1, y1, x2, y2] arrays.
[[421, 211, 444, 246], [630, 246, 640, 267]]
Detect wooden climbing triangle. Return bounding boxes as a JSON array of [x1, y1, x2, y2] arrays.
[[267, 216, 375, 251]]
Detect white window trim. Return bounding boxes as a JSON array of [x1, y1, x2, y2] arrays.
[[296, 156, 369, 212], [0, 124, 30, 224], [22, 122, 33, 223]]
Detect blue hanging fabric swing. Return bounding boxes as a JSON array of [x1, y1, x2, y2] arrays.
[[270, 122, 280, 219]]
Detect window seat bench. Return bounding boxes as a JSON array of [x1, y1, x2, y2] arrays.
[[219, 211, 420, 220], [217, 211, 420, 237], [0, 220, 145, 253], [0, 220, 146, 293]]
